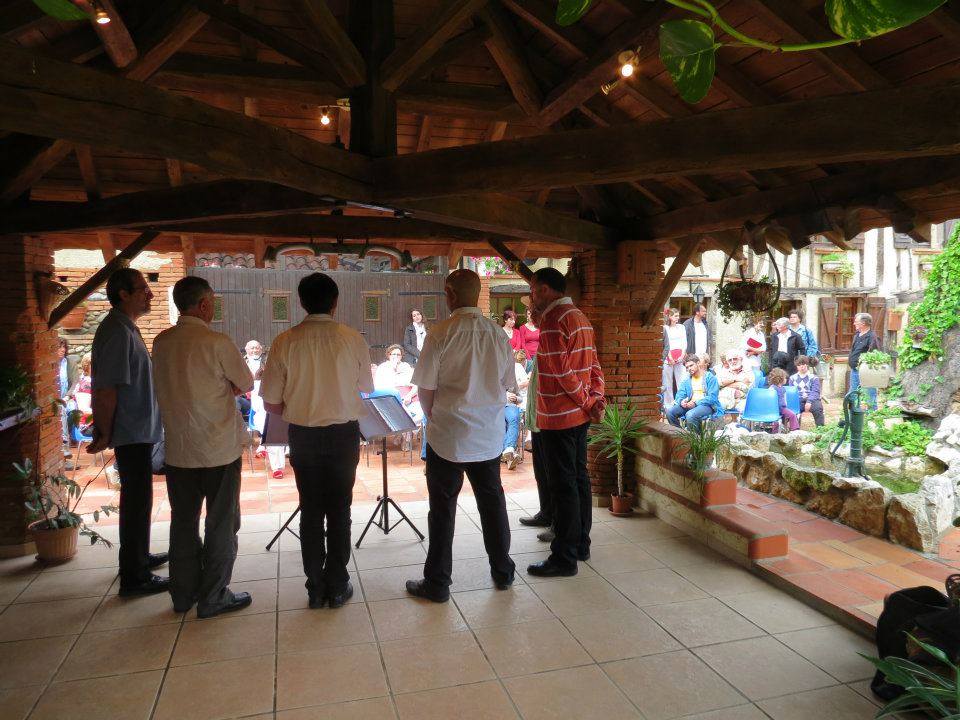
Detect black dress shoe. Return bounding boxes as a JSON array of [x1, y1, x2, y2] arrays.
[[405, 579, 450, 603], [527, 560, 577, 578], [172, 598, 195, 613], [308, 592, 326, 609], [494, 576, 514, 591], [119, 574, 171, 597], [197, 591, 252, 619], [327, 581, 354, 609], [537, 529, 555, 542], [518, 514, 552, 527], [577, 550, 591, 561], [148, 553, 169, 570]]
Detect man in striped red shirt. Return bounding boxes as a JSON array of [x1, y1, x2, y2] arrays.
[[526, 268, 606, 577]]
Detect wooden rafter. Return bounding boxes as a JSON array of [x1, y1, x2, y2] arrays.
[[480, 4, 542, 117], [416, 115, 432, 152], [297, 0, 366, 87], [380, 0, 487, 92], [75, 145, 102, 201], [0, 136, 71, 204], [0, 43, 372, 201], [407, 25, 491, 86], [500, 0, 593, 60], [76, 0, 138, 68], [372, 81, 960, 201], [642, 238, 702, 326], [488, 239, 534, 281]]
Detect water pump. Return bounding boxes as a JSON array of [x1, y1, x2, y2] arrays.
[[830, 388, 868, 478]]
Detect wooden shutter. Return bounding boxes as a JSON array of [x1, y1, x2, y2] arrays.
[[867, 296, 887, 350], [818, 297, 838, 354]]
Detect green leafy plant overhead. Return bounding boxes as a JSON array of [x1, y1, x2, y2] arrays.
[[31, 0, 88, 21], [554, 0, 944, 103]]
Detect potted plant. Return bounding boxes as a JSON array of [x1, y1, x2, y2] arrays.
[[59, 303, 88, 330], [714, 278, 779, 322], [820, 253, 855, 281], [858, 349, 893, 389], [676, 420, 730, 488], [0, 366, 38, 432], [16, 458, 116, 562], [587, 402, 648, 516]]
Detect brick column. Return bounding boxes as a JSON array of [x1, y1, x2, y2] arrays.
[[0, 235, 64, 557], [573, 247, 664, 502]]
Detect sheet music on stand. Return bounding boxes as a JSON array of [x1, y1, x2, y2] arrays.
[[359, 395, 417, 440]]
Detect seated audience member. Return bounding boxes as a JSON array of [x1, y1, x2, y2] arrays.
[[699, 353, 715, 376], [375, 344, 422, 451], [502, 350, 530, 471], [73, 353, 93, 395], [790, 355, 824, 427], [666, 355, 722, 430], [246, 340, 286, 477], [717, 350, 753, 412], [718, 353, 730, 371], [402, 309, 427, 365], [766, 368, 800, 432]]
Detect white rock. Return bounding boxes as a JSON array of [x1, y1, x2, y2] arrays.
[[920, 472, 957, 534], [832, 475, 872, 491]]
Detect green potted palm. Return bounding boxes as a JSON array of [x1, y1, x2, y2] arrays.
[[676, 420, 730, 488], [17, 458, 116, 562], [859, 349, 893, 389], [587, 402, 648, 516], [0, 366, 39, 432]]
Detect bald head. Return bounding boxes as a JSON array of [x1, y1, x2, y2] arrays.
[[445, 269, 481, 310]]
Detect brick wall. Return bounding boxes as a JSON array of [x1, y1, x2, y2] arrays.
[[0, 235, 64, 556], [573, 248, 665, 500], [55, 252, 185, 355]]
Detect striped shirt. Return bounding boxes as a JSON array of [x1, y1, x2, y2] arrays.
[[535, 297, 605, 430]]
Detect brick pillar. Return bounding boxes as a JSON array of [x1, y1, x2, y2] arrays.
[[573, 247, 664, 502], [0, 235, 63, 557]]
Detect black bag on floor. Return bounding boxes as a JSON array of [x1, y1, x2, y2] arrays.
[[871, 574, 960, 701]]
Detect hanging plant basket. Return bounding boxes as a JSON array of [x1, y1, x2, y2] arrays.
[[714, 249, 782, 322]]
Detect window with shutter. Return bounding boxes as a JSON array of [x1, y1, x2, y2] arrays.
[[818, 298, 838, 354]]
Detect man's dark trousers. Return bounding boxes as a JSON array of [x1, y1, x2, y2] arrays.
[[541, 422, 591, 569], [166, 458, 242, 614], [423, 445, 515, 594], [530, 431, 552, 522], [114, 443, 155, 588], [288, 421, 360, 598]]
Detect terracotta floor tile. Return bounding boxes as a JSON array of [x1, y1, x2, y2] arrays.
[[822, 540, 886, 566], [781, 572, 873, 608], [759, 555, 828, 576], [791, 543, 867, 570], [787, 519, 864, 543], [904, 559, 955, 585], [846, 537, 920, 565], [825, 569, 899, 602], [756, 503, 818, 525], [863, 563, 940, 590]]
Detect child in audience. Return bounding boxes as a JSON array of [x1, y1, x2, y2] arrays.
[[789, 355, 824, 427], [766, 368, 799, 432]]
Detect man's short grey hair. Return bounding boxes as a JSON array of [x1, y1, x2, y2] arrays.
[[172, 276, 212, 313], [855, 312, 873, 327], [774, 317, 790, 329]]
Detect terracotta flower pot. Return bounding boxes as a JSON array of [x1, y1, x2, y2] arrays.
[[609, 493, 635, 517], [29, 522, 78, 562], [59, 305, 88, 330]]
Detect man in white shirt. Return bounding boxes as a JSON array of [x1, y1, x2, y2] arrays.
[[260, 273, 372, 609], [406, 270, 518, 603], [683, 303, 711, 357], [153, 276, 255, 618]]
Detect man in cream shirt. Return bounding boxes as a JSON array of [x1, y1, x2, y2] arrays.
[[260, 273, 372, 609], [406, 269, 517, 603], [152, 276, 254, 618]]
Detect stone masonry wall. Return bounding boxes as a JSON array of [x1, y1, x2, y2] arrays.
[[0, 235, 65, 556]]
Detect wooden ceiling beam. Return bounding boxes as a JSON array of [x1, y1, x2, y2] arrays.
[[0, 136, 72, 204], [625, 156, 960, 241], [642, 238, 702, 326], [480, 4, 543, 117], [398, 82, 526, 120], [536, 2, 672, 126], [485, 121, 508, 142], [0, 44, 372, 202], [75, 144, 102, 200], [416, 115, 432, 152], [194, 0, 335, 81], [380, 0, 488, 92], [0, 181, 339, 235], [0, 0, 44, 38], [500, 0, 592, 60], [296, 0, 366, 87], [79, 0, 138, 68], [373, 81, 960, 201], [408, 25, 491, 85]]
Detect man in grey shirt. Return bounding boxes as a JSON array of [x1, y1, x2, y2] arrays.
[[88, 268, 169, 596]]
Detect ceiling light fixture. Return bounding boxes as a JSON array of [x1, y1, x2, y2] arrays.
[[320, 108, 331, 126], [95, 7, 111, 23], [618, 48, 640, 78]]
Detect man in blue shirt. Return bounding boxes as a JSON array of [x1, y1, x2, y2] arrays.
[[788, 310, 818, 359], [88, 268, 169, 596]]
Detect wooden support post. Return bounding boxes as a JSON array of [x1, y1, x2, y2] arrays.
[[488, 239, 533, 281], [348, 0, 397, 158], [48, 231, 159, 329], [447, 242, 464, 268], [97, 232, 116, 262], [253, 237, 266, 268], [641, 239, 701, 326], [180, 234, 196, 268]]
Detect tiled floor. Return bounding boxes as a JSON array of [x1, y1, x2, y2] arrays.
[[0, 490, 886, 720]]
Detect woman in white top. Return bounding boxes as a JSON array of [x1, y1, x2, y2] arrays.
[[661, 308, 688, 409], [375, 344, 423, 432], [717, 350, 754, 412], [743, 317, 767, 372], [402, 309, 427, 365]]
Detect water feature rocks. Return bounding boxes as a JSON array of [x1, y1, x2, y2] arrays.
[[927, 413, 960, 467], [887, 493, 936, 550], [804, 489, 845, 518], [839, 483, 890, 537]]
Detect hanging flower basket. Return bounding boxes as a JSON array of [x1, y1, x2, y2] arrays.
[[715, 249, 781, 322]]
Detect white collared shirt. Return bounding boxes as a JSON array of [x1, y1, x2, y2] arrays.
[[152, 316, 254, 468], [412, 306, 517, 463], [259, 314, 372, 427], [414, 323, 426, 351], [694, 319, 707, 355], [777, 332, 790, 353]]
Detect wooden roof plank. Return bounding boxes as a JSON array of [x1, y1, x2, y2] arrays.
[[296, 0, 366, 87]]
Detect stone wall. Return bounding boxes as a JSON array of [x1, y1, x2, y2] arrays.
[[0, 236, 65, 557]]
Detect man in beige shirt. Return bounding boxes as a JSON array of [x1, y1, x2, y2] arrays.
[[260, 273, 372, 609], [152, 276, 254, 618]]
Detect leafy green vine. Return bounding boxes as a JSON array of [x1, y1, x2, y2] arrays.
[[898, 223, 960, 370], [557, 0, 945, 103]]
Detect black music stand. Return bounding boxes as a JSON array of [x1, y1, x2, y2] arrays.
[[355, 395, 425, 548], [262, 412, 299, 552]]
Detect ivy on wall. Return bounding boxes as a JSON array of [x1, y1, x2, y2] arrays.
[[898, 224, 960, 370]]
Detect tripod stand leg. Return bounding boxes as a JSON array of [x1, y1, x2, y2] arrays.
[[384, 496, 425, 540], [355, 496, 388, 549], [265, 505, 301, 551]]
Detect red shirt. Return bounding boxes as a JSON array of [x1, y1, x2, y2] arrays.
[[518, 324, 540, 359], [507, 327, 523, 353], [535, 298, 605, 430]]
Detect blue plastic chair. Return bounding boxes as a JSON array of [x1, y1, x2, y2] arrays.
[[752, 369, 767, 389], [740, 388, 781, 427], [784, 385, 801, 415], [70, 421, 106, 481]]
